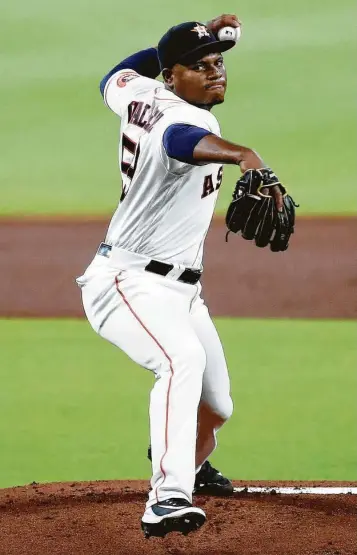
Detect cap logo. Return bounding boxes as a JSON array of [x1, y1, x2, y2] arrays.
[[191, 24, 210, 39]]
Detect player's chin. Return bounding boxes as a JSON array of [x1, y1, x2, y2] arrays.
[[204, 89, 225, 105], [210, 96, 225, 106]]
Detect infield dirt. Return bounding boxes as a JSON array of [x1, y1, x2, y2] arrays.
[[0, 216, 356, 318], [1, 481, 356, 555]]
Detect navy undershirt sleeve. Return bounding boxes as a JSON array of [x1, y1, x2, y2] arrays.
[[163, 124, 213, 165], [100, 47, 160, 97]]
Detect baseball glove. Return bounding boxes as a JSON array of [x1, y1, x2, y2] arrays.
[[225, 168, 298, 252]]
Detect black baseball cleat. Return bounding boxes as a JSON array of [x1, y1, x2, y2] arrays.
[[193, 460, 234, 496], [141, 498, 206, 539], [147, 446, 233, 497]]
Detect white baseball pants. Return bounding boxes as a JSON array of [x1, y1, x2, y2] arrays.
[[77, 248, 233, 508]]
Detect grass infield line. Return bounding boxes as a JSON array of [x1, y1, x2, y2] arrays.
[[233, 487, 357, 495]]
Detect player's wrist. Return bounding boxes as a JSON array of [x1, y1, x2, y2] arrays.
[[237, 149, 265, 173]]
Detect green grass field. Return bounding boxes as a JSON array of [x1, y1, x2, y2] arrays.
[[0, 318, 356, 489], [1, 1, 355, 492], [0, 0, 356, 215]]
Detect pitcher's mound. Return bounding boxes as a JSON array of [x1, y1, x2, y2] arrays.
[[0, 481, 356, 555]]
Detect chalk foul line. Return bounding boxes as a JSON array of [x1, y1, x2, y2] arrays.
[[233, 486, 357, 495]]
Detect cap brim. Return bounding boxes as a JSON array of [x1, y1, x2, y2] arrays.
[[178, 40, 235, 66]]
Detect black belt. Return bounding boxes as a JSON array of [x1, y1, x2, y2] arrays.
[[97, 243, 202, 285]]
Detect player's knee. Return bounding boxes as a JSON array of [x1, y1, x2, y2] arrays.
[[199, 395, 233, 427], [215, 395, 234, 423], [222, 396, 234, 421]]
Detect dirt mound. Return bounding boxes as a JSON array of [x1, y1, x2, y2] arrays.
[[0, 481, 356, 555]]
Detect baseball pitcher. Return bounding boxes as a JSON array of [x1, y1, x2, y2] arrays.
[[76, 13, 296, 539]]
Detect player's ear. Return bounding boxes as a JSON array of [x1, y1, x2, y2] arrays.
[[162, 68, 174, 89]]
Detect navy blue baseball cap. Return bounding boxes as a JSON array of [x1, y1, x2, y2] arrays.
[[158, 22, 235, 70]]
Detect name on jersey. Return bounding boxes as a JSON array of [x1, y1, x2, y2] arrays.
[[128, 101, 163, 133], [126, 100, 223, 201]]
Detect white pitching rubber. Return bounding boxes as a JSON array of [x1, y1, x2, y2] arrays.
[[233, 486, 357, 495]]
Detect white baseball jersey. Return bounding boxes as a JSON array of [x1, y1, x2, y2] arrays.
[[78, 66, 233, 515], [102, 69, 223, 270]]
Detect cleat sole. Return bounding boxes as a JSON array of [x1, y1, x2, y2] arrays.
[[141, 511, 206, 538]]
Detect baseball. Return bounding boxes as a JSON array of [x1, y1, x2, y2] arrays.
[[217, 26, 241, 43]]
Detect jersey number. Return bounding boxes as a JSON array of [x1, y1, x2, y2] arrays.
[[120, 134, 141, 201]]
